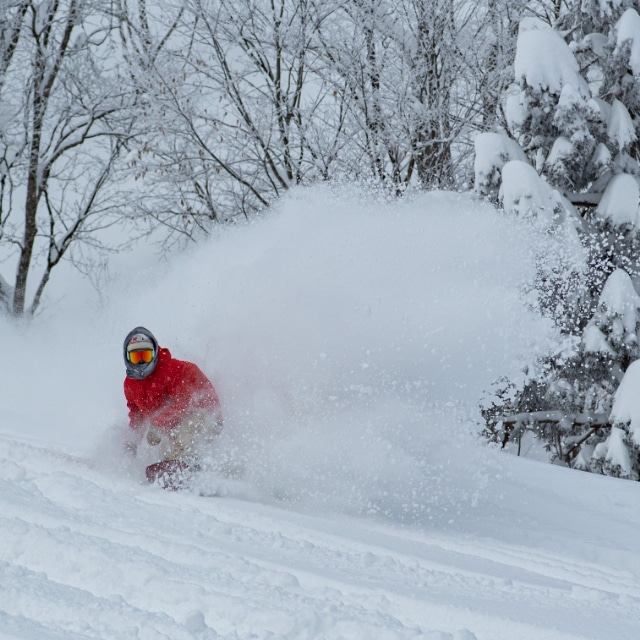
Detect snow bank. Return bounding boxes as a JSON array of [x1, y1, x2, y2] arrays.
[[0, 186, 559, 525]]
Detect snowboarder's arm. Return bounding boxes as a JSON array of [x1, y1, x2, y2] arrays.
[[127, 398, 145, 433]]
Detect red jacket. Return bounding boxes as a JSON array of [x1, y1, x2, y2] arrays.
[[124, 347, 222, 436]]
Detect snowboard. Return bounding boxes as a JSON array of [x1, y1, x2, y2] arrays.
[[145, 460, 195, 491]]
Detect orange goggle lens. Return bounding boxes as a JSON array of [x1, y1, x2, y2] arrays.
[[128, 349, 154, 365]]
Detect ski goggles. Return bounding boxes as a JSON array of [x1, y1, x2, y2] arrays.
[[127, 349, 154, 365]]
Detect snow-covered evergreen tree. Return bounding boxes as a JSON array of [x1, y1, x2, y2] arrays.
[[482, 268, 640, 473], [506, 18, 594, 181], [558, 2, 640, 184], [480, 0, 640, 291], [478, 2, 640, 480], [499, 4, 640, 203]]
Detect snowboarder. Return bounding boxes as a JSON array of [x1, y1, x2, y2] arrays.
[[123, 326, 223, 489]]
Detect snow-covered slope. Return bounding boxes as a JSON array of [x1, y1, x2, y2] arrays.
[[2, 187, 639, 639], [2, 432, 640, 639]]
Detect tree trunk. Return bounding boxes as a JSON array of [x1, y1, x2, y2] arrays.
[[13, 80, 45, 316]]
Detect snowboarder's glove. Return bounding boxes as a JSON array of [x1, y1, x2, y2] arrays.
[[146, 426, 162, 446]]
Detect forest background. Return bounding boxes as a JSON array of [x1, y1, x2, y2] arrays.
[[2, 0, 640, 479]]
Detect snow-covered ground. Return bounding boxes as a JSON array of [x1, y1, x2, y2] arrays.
[[2, 187, 640, 639]]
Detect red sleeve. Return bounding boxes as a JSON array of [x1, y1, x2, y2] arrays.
[[124, 380, 145, 437], [152, 361, 222, 429]]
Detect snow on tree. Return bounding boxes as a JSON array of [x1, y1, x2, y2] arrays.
[[610, 359, 640, 447], [473, 133, 527, 200], [595, 173, 640, 226], [583, 268, 640, 369], [513, 19, 589, 98], [499, 160, 572, 222], [590, 426, 634, 478], [608, 99, 637, 152], [589, 357, 640, 479], [615, 8, 640, 77]]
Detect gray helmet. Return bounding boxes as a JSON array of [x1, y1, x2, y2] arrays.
[[124, 326, 159, 379]]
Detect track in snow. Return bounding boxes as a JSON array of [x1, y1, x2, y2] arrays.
[[2, 433, 640, 640]]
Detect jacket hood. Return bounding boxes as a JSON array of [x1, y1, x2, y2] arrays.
[[124, 326, 159, 379]]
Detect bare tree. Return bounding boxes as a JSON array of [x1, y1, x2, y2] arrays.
[[0, 1, 29, 90], [119, 0, 349, 238], [116, 0, 521, 231], [404, 0, 467, 187], [318, 0, 493, 191], [0, 0, 138, 317]]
